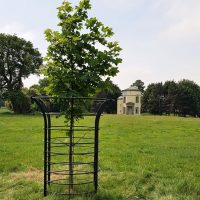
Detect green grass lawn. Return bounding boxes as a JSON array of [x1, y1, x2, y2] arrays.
[[0, 109, 200, 200]]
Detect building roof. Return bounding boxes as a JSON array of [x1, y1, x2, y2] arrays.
[[122, 85, 140, 92]]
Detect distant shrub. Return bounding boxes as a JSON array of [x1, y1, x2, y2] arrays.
[[5, 100, 12, 110], [7, 90, 31, 114], [0, 99, 4, 108]]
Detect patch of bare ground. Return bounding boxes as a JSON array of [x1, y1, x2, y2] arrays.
[[11, 167, 43, 183], [11, 167, 69, 183]]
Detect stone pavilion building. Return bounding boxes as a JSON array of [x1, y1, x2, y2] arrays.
[[117, 86, 142, 115]]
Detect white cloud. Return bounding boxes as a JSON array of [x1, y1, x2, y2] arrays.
[[112, 62, 152, 89], [0, 22, 37, 43], [0, 22, 48, 56], [159, 0, 200, 41], [23, 75, 40, 88], [91, 0, 144, 12], [160, 15, 200, 41]]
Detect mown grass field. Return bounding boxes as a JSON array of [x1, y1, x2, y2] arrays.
[[0, 107, 200, 200]]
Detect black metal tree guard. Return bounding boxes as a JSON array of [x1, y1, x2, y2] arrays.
[[32, 96, 112, 198]]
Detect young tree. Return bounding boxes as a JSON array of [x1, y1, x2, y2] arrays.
[[0, 33, 42, 113], [43, 0, 122, 98], [43, 1, 122, 191]]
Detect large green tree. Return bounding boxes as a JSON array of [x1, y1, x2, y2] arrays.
[[43, 0, 122, 97], [30, 78, 50, 96], [142, 82, 163, 114], [163, 80, 178, 115], [94, 78, 121, 113], [176, 79, 200, 117], [142, 79, 200, 117], [0, 33, 42, 113], [132, 80, 145, 93]]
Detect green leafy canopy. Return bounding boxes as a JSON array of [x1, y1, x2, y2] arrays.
[[0, 33, 42, 113], [43, 0, 122, 97], [0, 33, 42, 92]]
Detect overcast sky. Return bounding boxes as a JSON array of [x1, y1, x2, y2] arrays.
[[0, 0, 200, 90]]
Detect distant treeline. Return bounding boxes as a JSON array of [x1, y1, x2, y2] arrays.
[[142, 79, 200, 117], [1, 78, 121, 114]]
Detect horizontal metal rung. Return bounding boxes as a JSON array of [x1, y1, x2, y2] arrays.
[[46, 142, 94, 145], [51, 145, 94, 148], [49, 161, 94, 165], [47, 177, 94, 182], [48, 170, 95, 176], [47, 128, 95, 131], [48, 180, 93, 186], [51, 136, 94, 140], [53, 191, 95, 196], [51, 125, 95, 128], [47, 169, 96, 173], [50, 152, 95, 156]]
